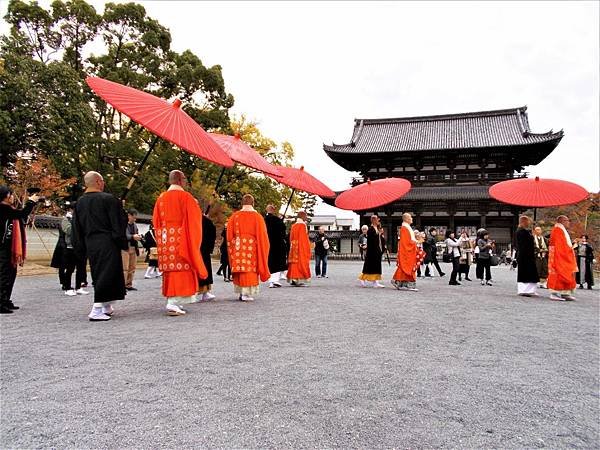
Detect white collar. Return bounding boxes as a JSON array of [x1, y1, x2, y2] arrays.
[[555, 223, 572, 247], [296, 218, 305, 224], [402, 221, 416, 242], [168, 184, 184, 191], [241, 205, 255, 212]]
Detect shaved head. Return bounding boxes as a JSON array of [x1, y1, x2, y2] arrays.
[[83, 171, 104, 191], [298, 211, 307, 220], [84, 171, 102, 187], [242, 194, 254, 206], [402, 213, 413, 224], [168, 170, 186, 186]]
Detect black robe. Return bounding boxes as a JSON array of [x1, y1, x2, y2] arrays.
[[219, 228, 229, 265], [575, 244, 594, 286], [72, 192, 127, 303], [198, 215, 216, 287], [361, 226, 383, 275], [515, 227, 538, 283], [265, 213, 288, 273]]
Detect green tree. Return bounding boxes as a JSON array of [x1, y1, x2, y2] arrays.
[[1, 0, 235, 214]]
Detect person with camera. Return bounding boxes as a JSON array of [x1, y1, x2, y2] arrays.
[[424, 228, 445, 277], [476, 229, 495, 286], [314, 226, 330, 278], [444, 230, 461, 286], [0, 186, 39, 314]]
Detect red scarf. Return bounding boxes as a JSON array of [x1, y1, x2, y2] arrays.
[[11, 218, 26, 267]]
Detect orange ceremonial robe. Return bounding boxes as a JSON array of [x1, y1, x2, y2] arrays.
[[287, 221, 311, 281], [393, 225, 417, 282], [153, 188, 207, 298], [547, 225, 577, 292], [227, 209, 270, 288]]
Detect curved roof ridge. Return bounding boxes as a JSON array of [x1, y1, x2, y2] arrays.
[[354, 106, 528, 125]]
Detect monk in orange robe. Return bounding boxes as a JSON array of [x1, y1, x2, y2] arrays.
[[227, 194, 270, 302], [548, 215, 578, 301], [153, 170, 207, 315], [287, 211, 312, 286], [392, 213, 419, 292]]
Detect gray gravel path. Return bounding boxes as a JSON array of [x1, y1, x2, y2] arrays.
[[1, 261, 598, 449]]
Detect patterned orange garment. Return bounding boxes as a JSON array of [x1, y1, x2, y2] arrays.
[[547, 225, 577, 291], [226, 209, 270, 287], [393, 225, 417, 282], [152, 188, 206, 297], [287, 221, 311, 281]]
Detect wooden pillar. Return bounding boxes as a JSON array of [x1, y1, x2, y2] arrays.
[[448, 203, 456, 234]]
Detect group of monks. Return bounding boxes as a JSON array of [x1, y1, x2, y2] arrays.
[[358, 211, 584, 300], [151, 170, 314, 316], [49, 169, 587, 321]]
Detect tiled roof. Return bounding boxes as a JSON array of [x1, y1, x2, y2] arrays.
[[323, 107, 563, 154], [402, 186, 490, 201]]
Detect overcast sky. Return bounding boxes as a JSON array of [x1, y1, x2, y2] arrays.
[[1, 1, 598, 218]]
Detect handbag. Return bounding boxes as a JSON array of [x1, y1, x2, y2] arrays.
[[490, 254, 500, 266], [149, 247, 158, 261], [442, 252, 452, 263]]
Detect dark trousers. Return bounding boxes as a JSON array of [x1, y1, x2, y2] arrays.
[[59, 263, 76, 290], [315, 254, 328, 276], [425, 257, 444, 276], [449, 256, 460, 283], [476, 258, 492, 281], [76, 257, 88, 287], [217, 262, 231, 279], [0, 247, 18, 306]]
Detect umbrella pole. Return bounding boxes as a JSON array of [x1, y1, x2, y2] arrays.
[[534, 207, 537, 222], [122, 135, 160, 202], [205, 167, 227, 215], [282, 189, 296, 216]]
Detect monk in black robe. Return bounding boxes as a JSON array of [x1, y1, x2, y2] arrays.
[[358, 215, 385, 288], [72, 172, 127, 321], [197, 214, 216, 301], [265, 205, 288, 288], [515, 215, 539, 297]]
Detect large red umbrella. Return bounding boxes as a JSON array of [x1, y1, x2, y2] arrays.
[[270, 165, 336, 215], [208, 133, 281, 177], [335, 177, 411, 211], [86, 76, 233, 200], [489, 176, 588, 220], [203, 133, 282, 213]]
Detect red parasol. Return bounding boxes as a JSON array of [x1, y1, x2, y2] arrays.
[[489, 176, 588, 220], [270, 165, 336, 215], [86, 76, 233, 199], [208, 133, 281, 177], [335, 177, 411, 211]]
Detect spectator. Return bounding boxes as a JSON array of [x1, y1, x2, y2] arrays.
[[123, 209, 141, 291], [0, 186, 39, 314], [445, 230, 461, 286], [574, 235, 594, 290], [476, 229, 495, 286], [314, 226, 330, 278], [358, 225, 368, 260]]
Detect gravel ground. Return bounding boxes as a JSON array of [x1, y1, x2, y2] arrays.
[[1, 261, 598, 449]]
